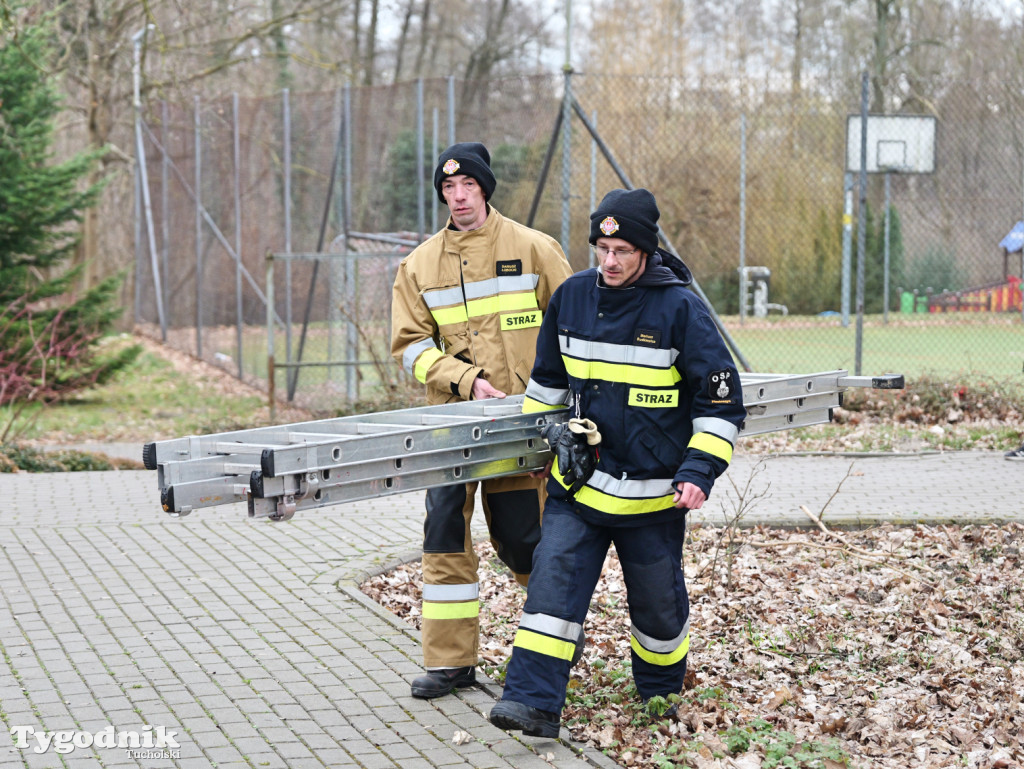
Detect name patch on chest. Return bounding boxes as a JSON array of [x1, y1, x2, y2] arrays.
[[502, 311, 542, 330], [628, 387, 679, 408], [496, 260, 523, 276], [634, 328, 662, 347]]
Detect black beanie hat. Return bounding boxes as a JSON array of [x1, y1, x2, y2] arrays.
[[589, 188, 661, 256], [433, 142, 497, 203]]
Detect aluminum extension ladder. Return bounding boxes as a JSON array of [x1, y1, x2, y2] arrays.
[[144, 371, 903, 521]]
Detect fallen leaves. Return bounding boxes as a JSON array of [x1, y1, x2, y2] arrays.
[[362, 521, 1024, 768]]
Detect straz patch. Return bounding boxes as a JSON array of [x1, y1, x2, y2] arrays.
[[634, 328, 661, 348], [707, 369, 735, 402], [442, 158, 460, 175], [502, 310, 542, 330], [496, 260, 523, 276], [599, 216, 619, 236], [628, 387, 679, 408]]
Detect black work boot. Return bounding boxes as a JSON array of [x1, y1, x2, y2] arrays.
[[489, 699, 560, 739], [410, 666, 477, 699]]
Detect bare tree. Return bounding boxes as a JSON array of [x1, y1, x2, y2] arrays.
[[392, 0, 416, 84]]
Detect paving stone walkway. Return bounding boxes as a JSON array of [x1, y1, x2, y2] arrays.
[[1, 448, 1018, 768]]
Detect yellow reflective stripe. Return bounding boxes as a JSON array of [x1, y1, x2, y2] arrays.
[[522, 397, 562, 413], [421, 600, 480, 620], [562, 356, 682, 388], [430, 293, 538, 327], [466, 292, 538, 318], [688, 432, 734, 463], [628, 387, 679, 408], [512, 628, 575, 661], [431, 305, 470, 326], [500, 310, 542, 330], [414, 347, 444, 384], [575, 484, 676, 515], [551, 464, 675, 515], [630, 632, 690, 666]]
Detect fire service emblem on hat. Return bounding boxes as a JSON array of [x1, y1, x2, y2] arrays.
[[442, 158, 460, 175], [599, 216, 619, 236]]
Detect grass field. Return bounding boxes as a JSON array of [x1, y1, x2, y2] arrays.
[[146, 312, 1024, 413], [4, 326, 1023, 456], [723, 313, 1024, 379]]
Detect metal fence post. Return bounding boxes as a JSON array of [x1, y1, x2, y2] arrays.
[[841, 172, 853, 328], [855, 72, 869, 377], [233, 92, 244, 379], [267, 252, 276, 422], [283, 88, 293, 383], [416, 79, 426, 242], [133, 25, 166, 341], [884, 171, 891, 325], [328, 88, 343, 391], [447, 76, 456, 145], [560, 68, 573, 257], [161, 100, 170, 326], [134, 118, 143, 326], [194, 95, 203, 358], [432, 107, 439, 231], [589, 109, 597, 268], [739, 112, 747, 324], [344, 84, 357, 401]]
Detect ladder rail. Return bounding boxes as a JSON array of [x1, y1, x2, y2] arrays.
[[150, 370, 903, 518]]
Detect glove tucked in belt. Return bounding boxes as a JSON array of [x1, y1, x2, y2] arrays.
[[540, 418, 601, 496]]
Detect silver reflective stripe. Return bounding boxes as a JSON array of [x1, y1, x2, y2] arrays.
[[692, 417, 739, 444], [402, 338, 439, 377], [558, 337, 679, 368], [525, 379, 571, 407], [587, 470, 675, 499], [630, 618, 690, 653], [422, 285, 466, 309], [519, 612, 582, 643], [464, 274, 539, 300], [422, 582, 479, 602]]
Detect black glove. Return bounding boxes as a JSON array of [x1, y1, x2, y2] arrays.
[[540, 418, 601, 496]]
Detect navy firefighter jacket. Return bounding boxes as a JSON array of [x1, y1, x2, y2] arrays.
[[522, 248, 746, 527]]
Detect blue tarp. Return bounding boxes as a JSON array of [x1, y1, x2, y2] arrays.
[[999, 221, 1024, 253]]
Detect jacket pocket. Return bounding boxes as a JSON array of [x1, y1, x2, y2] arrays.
[[443, 331, 472, 363], [513, 359, 532, 389], [633, 413, 686, 475]]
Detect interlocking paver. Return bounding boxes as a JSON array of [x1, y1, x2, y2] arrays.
[[1, 450, 1017, 768]]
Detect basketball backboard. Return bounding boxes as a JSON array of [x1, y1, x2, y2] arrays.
[[846, 114, 936, 174]]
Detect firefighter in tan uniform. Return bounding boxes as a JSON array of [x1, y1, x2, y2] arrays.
[[391, 142, 573, 699]]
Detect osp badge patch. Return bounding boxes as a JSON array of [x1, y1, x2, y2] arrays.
[[442, 158, 461, 175], [599, 216, 619, 236], [707, 369, 734, 402]]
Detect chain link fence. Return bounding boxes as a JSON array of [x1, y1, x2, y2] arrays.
[[134, 73, 1024, 413]]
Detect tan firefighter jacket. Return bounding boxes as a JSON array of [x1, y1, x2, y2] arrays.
[[392, 207, 572, 404]]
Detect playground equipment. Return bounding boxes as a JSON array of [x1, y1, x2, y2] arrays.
[[739, 266, 788, 318]]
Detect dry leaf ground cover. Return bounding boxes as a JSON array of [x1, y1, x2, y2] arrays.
[[362, 520, 1024, 769]]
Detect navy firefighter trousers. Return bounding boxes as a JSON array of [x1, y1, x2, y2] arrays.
[[501, 496, 690, 714]]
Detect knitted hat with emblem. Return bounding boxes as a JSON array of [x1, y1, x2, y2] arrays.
[[433, 142, 497, 203], [589, 188, 661, 257]]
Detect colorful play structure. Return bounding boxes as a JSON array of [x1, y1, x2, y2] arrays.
[[900, 221, 1024, 314]]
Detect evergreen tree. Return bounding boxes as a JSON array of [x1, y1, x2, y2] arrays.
[[0, 11, 139, 438]]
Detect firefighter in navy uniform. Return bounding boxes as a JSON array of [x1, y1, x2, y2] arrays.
[[391, 142, 572, 699], [489, 188, 746, 737]]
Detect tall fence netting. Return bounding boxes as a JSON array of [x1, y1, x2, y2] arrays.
[[134, 73, 1024, 413]]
